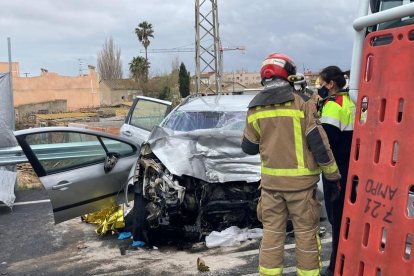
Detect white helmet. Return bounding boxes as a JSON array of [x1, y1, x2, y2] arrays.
[[293, 73, 307, 91]]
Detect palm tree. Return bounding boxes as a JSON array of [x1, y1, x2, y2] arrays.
[[135, 21, 154, 62], [129, 56, 150, 83]]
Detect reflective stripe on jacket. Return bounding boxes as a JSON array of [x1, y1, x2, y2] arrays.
[[319, 92, 355, 131], [243, 93, 339, 192]]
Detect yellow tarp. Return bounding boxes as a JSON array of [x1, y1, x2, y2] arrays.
[[82, 205, 125, 235]]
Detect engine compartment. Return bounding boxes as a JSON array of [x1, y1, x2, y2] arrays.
[[134, 152, 261, 242]]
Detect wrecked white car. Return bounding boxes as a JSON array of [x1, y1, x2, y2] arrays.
[[128, 95, 263, 243], [13, 94, 326, 244], [123, 94, 326, 243]]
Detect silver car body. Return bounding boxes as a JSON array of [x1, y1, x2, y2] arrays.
[[120, 96, 172, 145], [14, 93, 329, 225], [13, 127, 140, 223]]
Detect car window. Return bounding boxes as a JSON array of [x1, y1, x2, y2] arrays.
[[162, 111, 247, 131], [101, 137, 134, 156], [24, 132, 133, 174], [130, 99, 168, 131]]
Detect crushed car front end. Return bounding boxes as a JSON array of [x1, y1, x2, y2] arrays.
[[132, 126, 261, 243]]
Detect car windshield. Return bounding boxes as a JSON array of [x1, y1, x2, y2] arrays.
[[162, 110, 247, 131]]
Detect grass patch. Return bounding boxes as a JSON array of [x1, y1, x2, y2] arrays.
[[16, 164, 43, 190]]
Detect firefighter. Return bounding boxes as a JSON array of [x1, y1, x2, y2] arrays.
[[241, 53, 341, 276], [318, 66, 355, 276], [291, 73, 319, 104]]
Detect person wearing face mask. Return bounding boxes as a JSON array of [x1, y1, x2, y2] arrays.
[[318, 66, 355, 276]]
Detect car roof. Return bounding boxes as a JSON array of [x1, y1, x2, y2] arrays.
[[177, 94, 257, 112]]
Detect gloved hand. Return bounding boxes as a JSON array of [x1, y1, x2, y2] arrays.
[[330, 181, 342, 202]]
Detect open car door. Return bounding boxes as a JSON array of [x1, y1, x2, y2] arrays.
[[120, 96, 172, 145], [14, 127, 140, 224]]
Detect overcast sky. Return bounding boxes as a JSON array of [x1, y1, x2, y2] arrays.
[[0, 0, 359, 78]]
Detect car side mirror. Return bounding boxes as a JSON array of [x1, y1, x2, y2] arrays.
[[104, 152, 120, 173]]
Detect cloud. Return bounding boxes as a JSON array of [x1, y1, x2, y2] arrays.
[[0, 0, 359, 77]]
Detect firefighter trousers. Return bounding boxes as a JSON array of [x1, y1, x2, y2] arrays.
[[257, 186, 322, 276]]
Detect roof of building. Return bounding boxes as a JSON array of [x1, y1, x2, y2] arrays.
[[100, 79, 141, 90], [200, 72, 215, 78]]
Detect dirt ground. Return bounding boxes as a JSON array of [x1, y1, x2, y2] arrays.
[[16, 163, 43, 190]]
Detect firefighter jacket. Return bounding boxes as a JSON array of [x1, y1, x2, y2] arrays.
[[241, 79, 340, 192], [294, 87, 319, 104]]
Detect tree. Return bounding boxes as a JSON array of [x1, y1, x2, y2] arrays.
[[129, 56, 150, 84], [97, 37, 123, 80], [178, 62, 190, 98], [171, 56, 180, 73], [135, 21, 154, 62], [159, 86, 172, 101]]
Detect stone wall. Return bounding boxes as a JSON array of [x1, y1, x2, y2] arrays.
[[15, 100, 67, 123]]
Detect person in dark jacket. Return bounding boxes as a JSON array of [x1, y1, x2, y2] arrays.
[[318, 66, 355, 276]]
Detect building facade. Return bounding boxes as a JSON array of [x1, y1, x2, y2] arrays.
[[196, 70, 262, 93], [1, 63, 100, 111], [222, 70, 262, 87], [99, 79, 142, 106]]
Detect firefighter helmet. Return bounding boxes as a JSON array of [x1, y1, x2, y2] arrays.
[[260, 53, 296, 82], [294, 73, 306, 85]]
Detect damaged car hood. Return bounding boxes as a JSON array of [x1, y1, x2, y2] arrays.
[[147, 126, 261, 183]]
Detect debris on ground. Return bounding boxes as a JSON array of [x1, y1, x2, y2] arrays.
[[81, 205, 125, 235], [197, 257, 210, 272], [205, 226, 263, 248], [119, 246, 127, 256], [76, 243, 88, 250], [131, 240, 145, 248], [117, 232, 132, 240]]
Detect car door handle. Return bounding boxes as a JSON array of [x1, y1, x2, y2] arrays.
[[122, 130, 132, 137], [52, 181, 72, 190]]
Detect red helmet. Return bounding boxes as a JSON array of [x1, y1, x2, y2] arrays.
[[260, 53, 296, 81]]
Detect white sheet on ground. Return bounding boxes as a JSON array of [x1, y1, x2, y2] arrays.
[[205, 226, 263, 248]]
